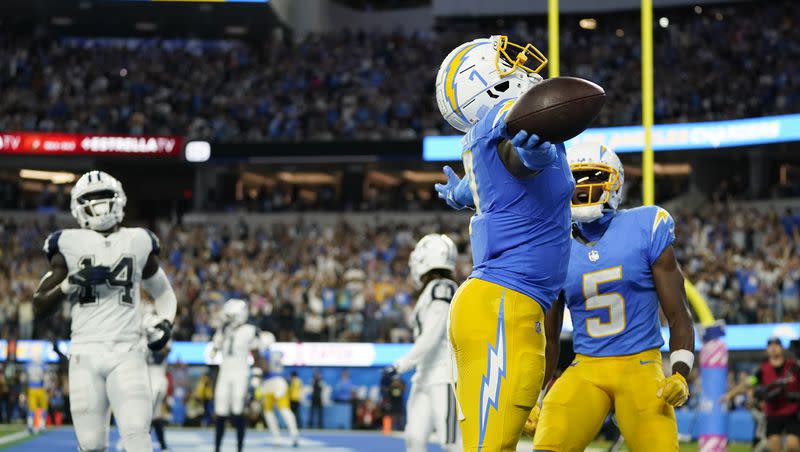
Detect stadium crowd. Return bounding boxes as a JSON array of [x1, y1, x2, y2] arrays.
[[0, 202, 795, 345], [1, 1, 798, 140]]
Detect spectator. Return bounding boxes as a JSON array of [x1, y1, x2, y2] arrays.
[[1, 1, 798, 141], [355, 399, 379, 430], [194, 372, 215, 427], [309, 371, 324, 429], [333, 370, 356, 429], [289, 371, 303, 428], [332, 370, 353, 404]]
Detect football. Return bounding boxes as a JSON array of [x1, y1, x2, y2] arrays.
[[505, 76, 606, 144]]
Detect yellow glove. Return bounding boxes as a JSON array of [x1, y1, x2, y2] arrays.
[[522, 405, 541, 436], [657, 373, 689, 407]]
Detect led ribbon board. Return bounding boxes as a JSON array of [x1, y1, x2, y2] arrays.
[[423, 113, 800, 161], [8, 324, 800, 366]]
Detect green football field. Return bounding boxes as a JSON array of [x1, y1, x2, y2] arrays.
[[0, 425, 29, 450], [0, 426, 25, 438]]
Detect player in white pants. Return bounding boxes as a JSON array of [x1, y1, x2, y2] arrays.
[[257, 333, 300, 447], [211, 299, 263, 452], [147, 338, 170, 452], [385, 234, 462, 452], [33, 171, 176, 452]]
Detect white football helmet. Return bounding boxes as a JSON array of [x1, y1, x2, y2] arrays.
[[259, 331, 276, 351], [566, 142, 624, 223], [223, 298, 249, 327], [436, 35, 548, 132], [70, 170, 126, 231], [409, 234, 457, 288]]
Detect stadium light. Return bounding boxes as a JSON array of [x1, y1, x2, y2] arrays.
[[659, 17, 669, 28], [19, 169, 77, 184], [579, 18, 597, 30], [185, 140, 211, 163]]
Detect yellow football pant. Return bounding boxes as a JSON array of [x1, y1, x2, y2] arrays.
[[264, 391, 290, 411], [533, 348, 677, 452], [449, 278, 546, 452], [27, 388, 48, 411]]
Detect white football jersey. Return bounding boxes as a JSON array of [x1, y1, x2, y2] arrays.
[[43, 227, 159, 347], [213, 323, 259, 375], [396, 278, 457, 385]]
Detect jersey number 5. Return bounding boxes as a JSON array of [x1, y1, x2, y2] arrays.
[[77, 255, 134, 306], [582, 266, 626, 337]]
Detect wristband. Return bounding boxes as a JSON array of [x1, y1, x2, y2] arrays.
[[670, 349, 695, 372]]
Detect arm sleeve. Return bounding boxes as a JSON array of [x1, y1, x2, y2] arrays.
[[647, 207, 676, 265], [394, 301, 449, 374], [43, 231, 62, 260], [141, 267, 177, 323]]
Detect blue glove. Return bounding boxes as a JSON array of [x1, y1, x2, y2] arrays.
[[500, 122, 556, 171], [434, 166, 474, 210], [69, 265, 111, 287]]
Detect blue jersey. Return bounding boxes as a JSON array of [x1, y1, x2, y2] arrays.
[[462, 98, 575, 310], [264, 349, 284, 378], [26, 362, 46, 389], [565, 206, 675, 356]]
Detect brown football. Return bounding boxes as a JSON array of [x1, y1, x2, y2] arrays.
[[505, 77, 606, 144]]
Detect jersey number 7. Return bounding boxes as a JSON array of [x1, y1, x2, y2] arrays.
[[77, 255, 134, 306], [582, 266, 626, 337]]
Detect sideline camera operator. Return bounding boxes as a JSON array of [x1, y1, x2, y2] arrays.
[[726, 337, 800, 452]]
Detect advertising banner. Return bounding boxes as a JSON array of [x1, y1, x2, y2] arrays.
[[423, 113, 800, 161], [0, 132, 184, 157]]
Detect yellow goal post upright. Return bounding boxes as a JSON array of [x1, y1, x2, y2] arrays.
[[547, 0, 714, 325], [639, 0, 714, 326]]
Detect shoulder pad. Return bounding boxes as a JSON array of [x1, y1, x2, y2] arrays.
[[144, 229, 160, 255], [429, 279, 457, 303]]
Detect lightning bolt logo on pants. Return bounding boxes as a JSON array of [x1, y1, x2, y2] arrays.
[[478, 293, 506, 449]]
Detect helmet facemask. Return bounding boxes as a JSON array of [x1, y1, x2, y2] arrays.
[[494, 35, 548, 77], [73, 189, 125, 231], [70, 171, 126, 232], [570, 163, 622, 223]]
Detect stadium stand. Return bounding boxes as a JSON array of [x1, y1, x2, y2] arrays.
[[1, 1, 798, 140]]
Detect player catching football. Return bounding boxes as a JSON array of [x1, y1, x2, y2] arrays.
[[434, 35, 575, 451], [33, 170, 176, 452], [384, 234, 462, 452], [526, 143, 695, 451]]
